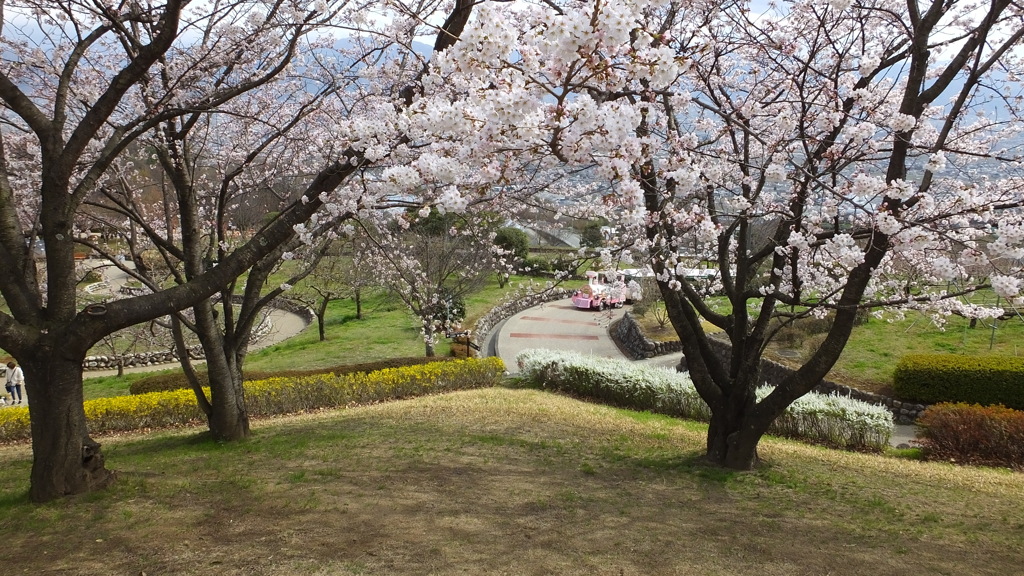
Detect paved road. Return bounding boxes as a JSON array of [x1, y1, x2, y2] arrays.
[[496, 299, 629, 373], [494, 298, 681, 373]]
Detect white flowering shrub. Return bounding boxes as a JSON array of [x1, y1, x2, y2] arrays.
[[767, 389, 894, 450], [516, 349, 893, 451], [517, 348, 712, 421]]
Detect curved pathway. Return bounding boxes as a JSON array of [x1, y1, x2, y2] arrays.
[[80, 307, 309, 379], [494, 298, 675, 373], [2, 259, 312, 400]]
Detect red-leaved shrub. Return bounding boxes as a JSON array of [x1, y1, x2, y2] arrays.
[[916, 403, 1024, 470]]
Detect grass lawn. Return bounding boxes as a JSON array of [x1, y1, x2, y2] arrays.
[[204, 274, 545, 373], [81, 372, 155, 401], [244, 291, 430, 372], [1, 387, 1021, 575], [635, 299, 1024, 396], [80, 274, 543, 399], [828, 311, 1024, 392]]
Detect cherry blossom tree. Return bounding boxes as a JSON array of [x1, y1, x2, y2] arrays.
[[288, 232, 380, 340], [358, 206, 507, 357], [0, 0, 480, 502], [432, 0, 1024, 469], [88, 47, 353, 441], [631, 0, 1024, 469]]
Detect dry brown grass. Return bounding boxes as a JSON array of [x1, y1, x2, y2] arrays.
[[1, 388, 1022, 575]]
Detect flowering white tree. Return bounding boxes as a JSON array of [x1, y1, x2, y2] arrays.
[[0, 0, 480, 501], [427, 0, 1024, 469], [632, 0, 1024, 469], [90, 46, 354, 442], [359, 206, 507, 357]]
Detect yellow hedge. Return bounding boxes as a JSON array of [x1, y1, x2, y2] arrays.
[[0, 357, 505, 443], [0, 405, 30, 442]]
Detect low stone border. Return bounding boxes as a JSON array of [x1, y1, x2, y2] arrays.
[[84, 344, 206, 371], [613, 312, 682, 359], [614, 311, 927, 424], [83, 296, 313, 372]]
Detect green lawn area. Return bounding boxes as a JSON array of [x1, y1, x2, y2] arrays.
[[244, 291, 430, 372], [832, 311, 1024, 388], [80, 274, 543, 399], [636, 294, 1024, 394], [1, 388, 1021, 575]]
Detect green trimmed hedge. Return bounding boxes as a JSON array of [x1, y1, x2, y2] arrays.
[[129, 356, 455, 395], [893, 354, 1024, 409]]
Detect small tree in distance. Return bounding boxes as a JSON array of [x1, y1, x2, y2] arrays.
[[580, 219, 607, 249], [493, 227, 530, 288], [360, 207, 503, 357], [290, 234, 379, 341]]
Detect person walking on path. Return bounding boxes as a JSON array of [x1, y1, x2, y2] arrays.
[[6, 361, 24, 405]]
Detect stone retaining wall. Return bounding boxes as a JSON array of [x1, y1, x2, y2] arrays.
[[83, 296, 313, 372], [84, 346, 205, 371], [614, 312, 927, 423], [613, 312, 683, 359]]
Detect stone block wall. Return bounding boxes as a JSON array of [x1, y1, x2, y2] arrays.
[[82, 296, 313, 372], [612, 312, 682, 359], [84, 345, 205, 371]]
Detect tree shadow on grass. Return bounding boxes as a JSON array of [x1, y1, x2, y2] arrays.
[[616, 450, 743, 485], [103, 429, 223, 458]]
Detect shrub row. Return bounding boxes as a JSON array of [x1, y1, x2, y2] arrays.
[[893, 354, 1024, 410], [516, 349, 893, 451], [0, 357, 505, 443], [916, 403, 1024, 469], [129, 356, 455, 395]]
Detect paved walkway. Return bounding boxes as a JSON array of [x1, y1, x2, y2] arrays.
[[495, 299, 629, 373], [82, 308, 310, 379]]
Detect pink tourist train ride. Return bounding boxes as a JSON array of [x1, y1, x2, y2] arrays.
[[571, 271, 632, 310]]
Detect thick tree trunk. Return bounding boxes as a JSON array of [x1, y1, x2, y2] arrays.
[[205, 353, 250, 441], [26, 353, 114, 502], [194, 302, 250, 441], [702, 373, 771, 471], [705, 407, 772, 471]]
